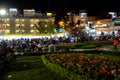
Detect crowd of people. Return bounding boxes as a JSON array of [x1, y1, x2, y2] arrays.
[[0, 37, 56, 54], [0, 35, 119, 55], [0, 36, 71, 54]]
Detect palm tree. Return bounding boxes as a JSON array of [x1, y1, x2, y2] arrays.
[[34, 21, 58, 34]]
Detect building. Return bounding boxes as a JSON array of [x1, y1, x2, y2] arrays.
[[0, 8, 55, 35], [67, 10, 87, 24], [9, 8, 18, 17], [23, 9, 35, 17], [79, 10, 87, 23]]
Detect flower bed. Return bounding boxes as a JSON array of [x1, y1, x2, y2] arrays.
[[46, 53, 120, 80]]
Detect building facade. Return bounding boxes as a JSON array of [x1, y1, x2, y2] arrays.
[[0, 17, 54, 34], [0, 8, 55, 34]]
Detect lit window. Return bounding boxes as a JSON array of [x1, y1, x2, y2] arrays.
[[30, 30, 35, 33], [36, 30, 39, 32], [5, 30, 10, 33], [30, 30, 39, 34], [6, 24, 10, 26], [30, 19, 34, 22], [22, 19, 25, 21], [22, 24, 25, 26], [45, 20, 48, 22], [21, 30, 25, 32], [35, 19, 39, 22], [16, 24, 20, 26], [15, 30, 25, 33], [30, 24, 34, 27], [6, 18, 10, 21], [16, 30, 19, 33], [16, 19, 19, 21]]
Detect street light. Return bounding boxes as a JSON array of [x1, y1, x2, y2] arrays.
[[58, 20, 65, 28], [97, 21, 101, 25], [0, 9, 6, 16]]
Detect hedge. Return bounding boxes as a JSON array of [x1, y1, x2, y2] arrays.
[[41, 55, 90, 80]]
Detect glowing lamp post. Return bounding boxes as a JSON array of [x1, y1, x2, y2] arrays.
[[97, 21, 101, 25], [0, 9, 6, 16], [58, 21, 65, 28]]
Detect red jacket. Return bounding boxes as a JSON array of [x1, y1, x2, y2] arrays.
[[113, 39, 119, 46]]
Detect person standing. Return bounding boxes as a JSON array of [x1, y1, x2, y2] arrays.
[[52, 39, 56, 52], [113, 37, 119, 50]]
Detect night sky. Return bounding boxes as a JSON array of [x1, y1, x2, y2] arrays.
[[0, 0, 119, 16]]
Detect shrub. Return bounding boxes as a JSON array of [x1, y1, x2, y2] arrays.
[[41, 55, 89, 80], [46, 53, 120, 80]]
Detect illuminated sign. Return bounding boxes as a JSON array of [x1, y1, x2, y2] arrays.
[[109, 12, 117, 19], [9, 8, 17, 12], [23, 9, 35, 12], [46, 13, 52, 17]]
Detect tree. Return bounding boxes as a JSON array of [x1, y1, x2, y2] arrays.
[[70, 27, 89, 42], [34, 21, 58, 34], [47, 22, 58, 34]]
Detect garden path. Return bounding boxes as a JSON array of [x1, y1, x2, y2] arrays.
[[70, 45, 120, 52]]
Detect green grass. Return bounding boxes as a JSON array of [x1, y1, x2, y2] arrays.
[[3, 55, 67, 80]]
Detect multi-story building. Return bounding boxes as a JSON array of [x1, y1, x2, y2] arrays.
[[23, 9, 35, 17], [0, 8, 55, 35]]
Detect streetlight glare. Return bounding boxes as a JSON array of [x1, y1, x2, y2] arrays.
[[0, 9, 6, 15]]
